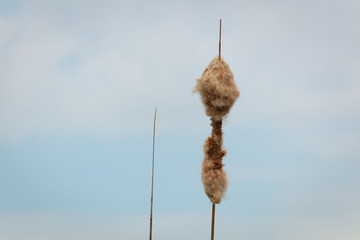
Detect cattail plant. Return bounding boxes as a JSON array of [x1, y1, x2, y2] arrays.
[[193, 19, 239, 240], [149, 108, 157, 240]]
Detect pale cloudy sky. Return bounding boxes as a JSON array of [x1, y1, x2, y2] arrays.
[[0, 0, 360, 239]]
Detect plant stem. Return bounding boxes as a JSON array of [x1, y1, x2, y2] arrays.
[[211, 203, 216, 240], [219, 18, 222, 59], [149, 107, 157, 240]]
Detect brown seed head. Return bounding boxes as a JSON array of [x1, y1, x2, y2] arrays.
[[202, 136, 228, 204], [193, 57, 239, 120]]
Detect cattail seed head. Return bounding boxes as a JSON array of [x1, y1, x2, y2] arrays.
[[193, 57, 239, 120], [195, 56, 239, 204], [202, 137, 228, 204]]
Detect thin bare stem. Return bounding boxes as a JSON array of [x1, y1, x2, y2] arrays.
[[211, 203, 216, 240], [211, 18, 220, 240], [219, 18, 222, 59], [149, 107, 157, 240]]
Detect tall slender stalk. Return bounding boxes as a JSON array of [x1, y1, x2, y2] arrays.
[[219, 18, 222, 60], [211, 203, 216, 240], [193, 19, 240, 240], [149, 108, 157, 240], [210, 18, 221, 240]]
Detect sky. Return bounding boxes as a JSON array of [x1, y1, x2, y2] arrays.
[[0, 0, 360, 239]]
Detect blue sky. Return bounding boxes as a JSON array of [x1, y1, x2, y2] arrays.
[[0, 0, 360, 239]]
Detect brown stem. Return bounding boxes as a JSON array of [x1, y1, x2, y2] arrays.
[[211, 203, 216, 240], [149, 108, 157, 240], [219, 18, 222, 59]]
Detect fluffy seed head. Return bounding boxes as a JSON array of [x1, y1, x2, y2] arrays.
[[202, 137, 228, 203], [193, 57, 239, 120], [201, 120, 228, 204]]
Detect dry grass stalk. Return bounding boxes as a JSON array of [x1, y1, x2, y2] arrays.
[[194, 19, 239, 240], [211, 203, 216, 240], [149, 108, 157, 240]]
